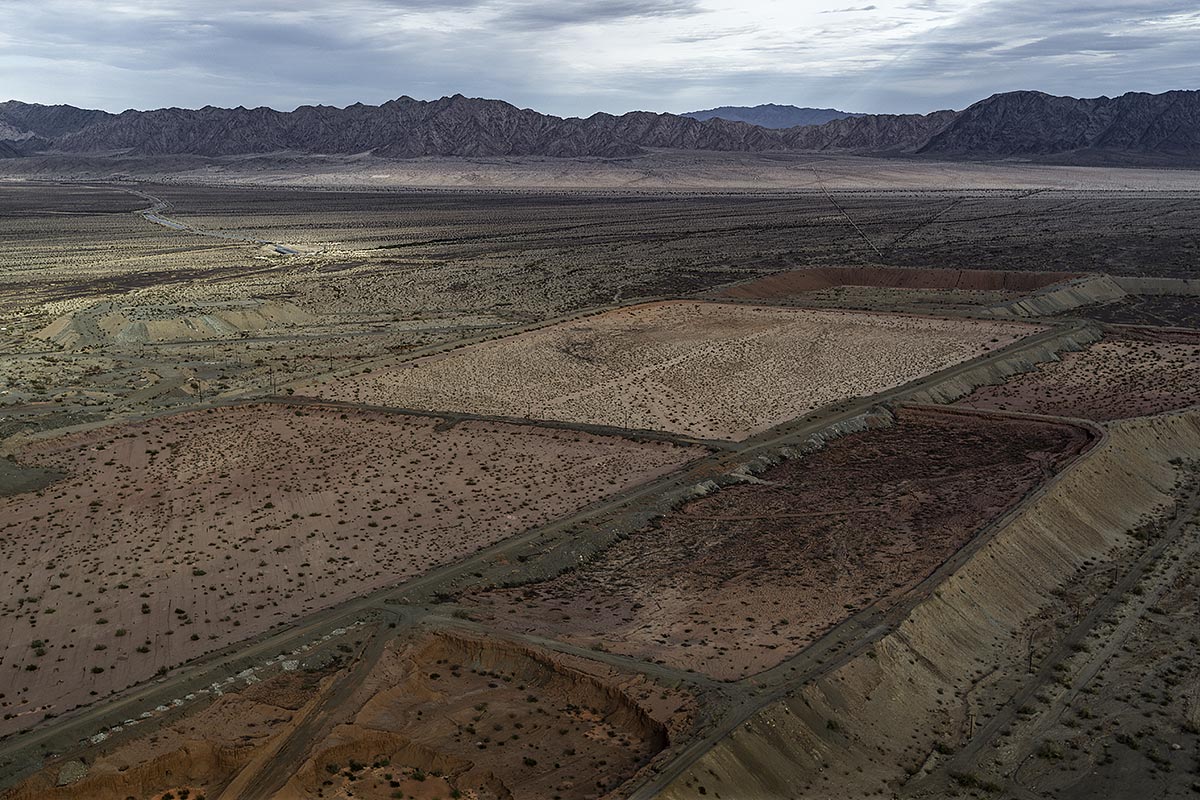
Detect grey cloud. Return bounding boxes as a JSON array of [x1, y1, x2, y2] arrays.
[[0, 0, 1195, 119], [821, 5, 878, 13], [495, 0, 701, 29], [999, 32, 1167, 57]]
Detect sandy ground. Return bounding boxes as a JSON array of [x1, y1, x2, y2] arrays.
[[0, 403, 697, 737], [958, 332, 1200, 421], [463, 407, 1093, 680], [301, 302, 1037, 441]]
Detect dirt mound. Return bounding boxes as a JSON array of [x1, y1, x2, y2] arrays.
[[37, 298, 315, 348], [718, 267, 1079, 298]]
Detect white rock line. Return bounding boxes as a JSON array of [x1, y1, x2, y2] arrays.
[[85, 620, 364, 745]]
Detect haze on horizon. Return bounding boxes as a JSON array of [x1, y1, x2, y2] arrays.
[[0, 0, 1198, 119]]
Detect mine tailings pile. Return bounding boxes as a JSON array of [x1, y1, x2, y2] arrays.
[[656, 407, 1200, 799], [987, 274, 1200, 318]]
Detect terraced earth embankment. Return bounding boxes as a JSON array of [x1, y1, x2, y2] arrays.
[[651, 408, 1200, 800]]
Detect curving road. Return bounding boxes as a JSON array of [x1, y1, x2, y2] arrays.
[[119, 186, 303, 254]]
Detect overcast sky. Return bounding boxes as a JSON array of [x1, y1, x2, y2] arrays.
[[0, 0, 1196, 116]]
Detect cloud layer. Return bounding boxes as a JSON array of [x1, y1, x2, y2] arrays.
[[0, 0, 1195, 115]]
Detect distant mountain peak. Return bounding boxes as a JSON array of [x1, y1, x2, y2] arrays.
[[682, 104, 863, 129]]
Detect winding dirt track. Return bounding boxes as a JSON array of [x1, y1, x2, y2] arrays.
[[120, 186, 302, 254]]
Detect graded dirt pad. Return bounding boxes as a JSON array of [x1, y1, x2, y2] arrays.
[[302, 302, 1035, 441], [958, 331, 1200, 421], [463, 407, 1093, 680], [0, 404, 697, 737], [6, 668, 334, 800], [280, 632, 690, 800]]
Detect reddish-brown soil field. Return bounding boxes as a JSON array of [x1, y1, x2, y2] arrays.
[[958, 331, 1200, 420], [717, 266, 1080, 299], [0, 404, 698, 736], [463, 407, 1093, 680], [283, 633, 688, 800]]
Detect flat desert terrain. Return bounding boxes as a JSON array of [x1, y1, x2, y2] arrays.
[[717, 265, 1080, 298], [714, 266, 1083, 315], [9, 152, 1200, 192], [301, 302, 1036, 440], [1071, 293, 1200, 329], [0, 403, 698, 736], [3, 176, 1200, 800], [462, 407, 1093, 679]]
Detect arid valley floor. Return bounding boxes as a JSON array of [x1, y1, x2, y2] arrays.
[[1, 160, 1200, 799]]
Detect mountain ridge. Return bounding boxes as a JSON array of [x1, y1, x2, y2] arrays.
[[683, 104, 861, 128], [2, 89, 1198, 164]]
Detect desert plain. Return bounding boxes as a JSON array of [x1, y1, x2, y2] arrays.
[[0, 159, 1198, 800]]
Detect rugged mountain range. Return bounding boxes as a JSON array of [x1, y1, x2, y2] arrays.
[[1, 90, 1198, 163], [917, 90, 1200, 160], [683, 103, 860, 128]]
